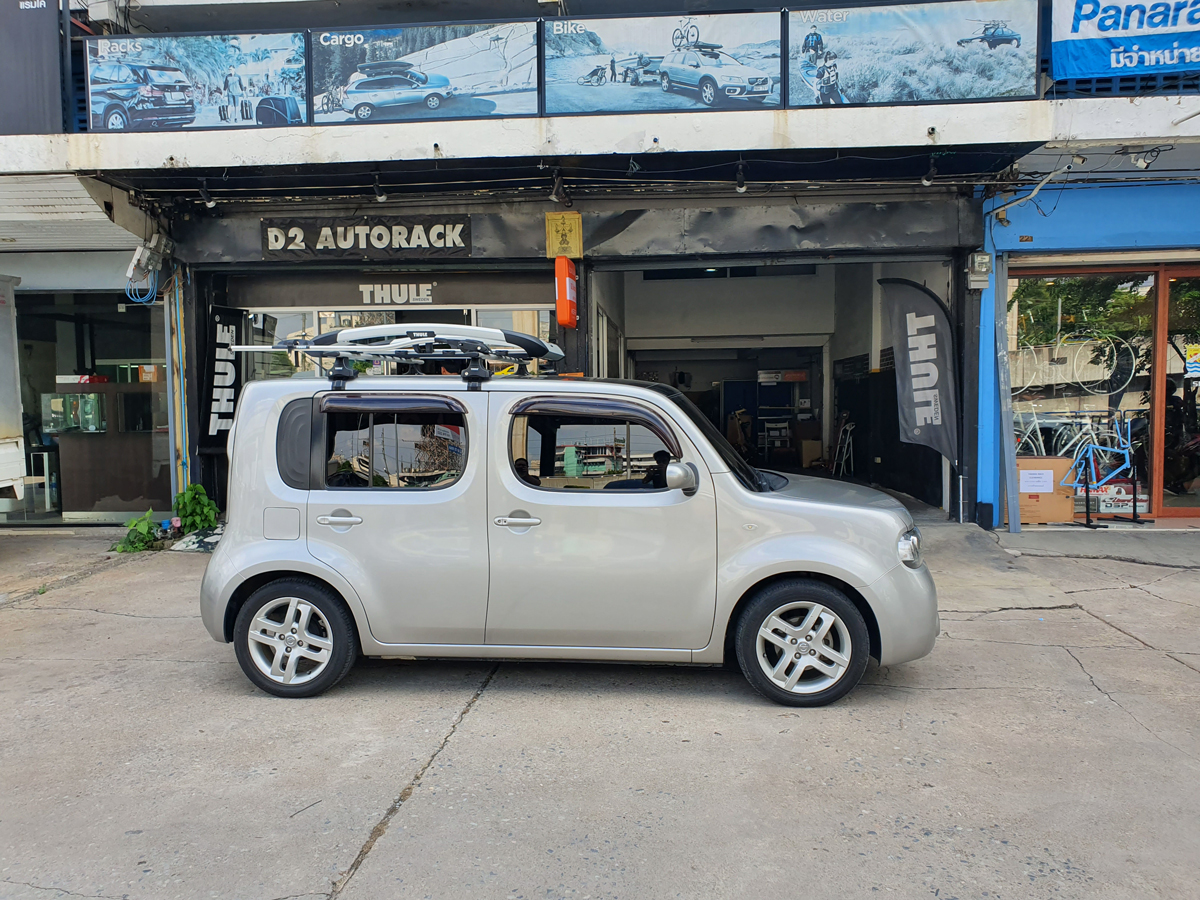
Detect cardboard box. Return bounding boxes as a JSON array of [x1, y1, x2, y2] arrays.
[[138, 365, 159, 383], [801, 440, 823, 468], [1074, 481, 1150, 515], [1012, 456, 1075, 524]]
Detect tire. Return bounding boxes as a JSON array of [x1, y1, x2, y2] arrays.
[[425, 94, 441, 110], [685, 24, 700, 45], [233, 578, 359, 698], [660, 73, 672, 93], [699, 78, 718, 107], [734, 578, 870, 707], [105, 107, 129, 131], [353, 103, 374, 121], [672, 27, 684, 49]]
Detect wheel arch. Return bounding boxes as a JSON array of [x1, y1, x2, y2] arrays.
[[102, 102, 129, 124], [720, 571, 882, 665], [223, 570, 356, 643]]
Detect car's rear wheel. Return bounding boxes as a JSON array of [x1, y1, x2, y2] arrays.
[[105, 108, 129, 130], [425, 94, 441, 110], [233, 579, 358, 698], [353, 103, 374, 121], [699, 78, 718, 106], [735, 578, 869, 707], [660, 73, 672, 93]]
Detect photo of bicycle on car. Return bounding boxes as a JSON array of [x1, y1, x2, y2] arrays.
[[544, 12, 780, 115]]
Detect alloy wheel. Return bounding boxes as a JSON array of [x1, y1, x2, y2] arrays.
[[106, 111, 128, 130], [755, 600, 852, 694], [700, 81, 716, 105], [245, 596, 334, 685]]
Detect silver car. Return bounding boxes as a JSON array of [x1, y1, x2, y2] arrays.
[[200, 325, 937, 706], [658, 47, 773, 106], [342, 64, 456, 121]]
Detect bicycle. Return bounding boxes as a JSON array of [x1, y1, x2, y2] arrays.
[[672, 17, 701, 49]]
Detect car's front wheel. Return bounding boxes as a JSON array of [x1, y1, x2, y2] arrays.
[[353, 103, 374, 121], [233, 578, 358, 698], [735, 578, 869, 707], [425, 94, 442, 110], [699, 78, 718, 106]]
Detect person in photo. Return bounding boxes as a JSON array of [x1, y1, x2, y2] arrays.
[[802, 26, 825, 64], [224, 66, 246, 121], [610, 56, 617, 82], [815, 51, 843, 105]]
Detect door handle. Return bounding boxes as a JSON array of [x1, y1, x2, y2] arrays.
[[317, 515, 363, 526], [494, 516, 542, 527]]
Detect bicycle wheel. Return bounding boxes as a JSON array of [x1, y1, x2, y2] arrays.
[[686, 24, 700, 44], [1069, 332, 1117, 395], [1011, 342, 1040, 395], [672, 27, 685, 48]]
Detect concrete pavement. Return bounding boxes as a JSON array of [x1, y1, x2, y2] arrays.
[[0, 522, 1197, 899]]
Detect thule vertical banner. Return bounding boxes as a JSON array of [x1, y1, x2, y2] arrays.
[[881, 278, 959, 469], [201, 307, 246, 452]]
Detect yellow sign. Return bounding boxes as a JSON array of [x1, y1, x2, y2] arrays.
[[545, 211, 582, 259]]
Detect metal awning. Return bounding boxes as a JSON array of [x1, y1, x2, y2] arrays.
[[0, 175, 142, 253]]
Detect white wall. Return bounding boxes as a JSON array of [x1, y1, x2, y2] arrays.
[[1, 251, 133, 292], [624, 267, 834, 341]]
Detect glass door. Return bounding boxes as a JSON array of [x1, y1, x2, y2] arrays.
[[1162, 274, 1200, 512]]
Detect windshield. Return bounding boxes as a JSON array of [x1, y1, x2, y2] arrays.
[[646, 384, 763, 492]]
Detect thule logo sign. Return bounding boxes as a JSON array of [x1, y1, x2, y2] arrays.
[[261, 216, 471, 261], [208, 323, 237, 436], [906, 312, 942, 427], [201, 308, 244, 452]]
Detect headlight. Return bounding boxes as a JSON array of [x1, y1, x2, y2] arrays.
[[897, 527, 923, 569], [720, 75, 745, 83]]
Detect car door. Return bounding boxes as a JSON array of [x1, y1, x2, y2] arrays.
[[485, 391, 717, 650], [306, 389, 489, 645], [681, 52, 702, 88]]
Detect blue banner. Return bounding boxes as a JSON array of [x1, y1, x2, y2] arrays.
[[1052, 0, 1200, 79]]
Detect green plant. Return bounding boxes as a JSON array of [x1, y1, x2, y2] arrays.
[[37, 584, 47, 595], [112, 510, 160, 553], [173, 484, 219, 534]]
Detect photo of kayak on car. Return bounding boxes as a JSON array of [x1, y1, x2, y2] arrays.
[[544, 12, 781, 115]]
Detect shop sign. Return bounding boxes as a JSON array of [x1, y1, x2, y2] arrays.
[[881, 279, 959, 467], [201, 307, 246, 451], [84, 32, 308, 132], [310, 22, 536, 126], [788, 0, 1037, 107], [261, 216, 471, 260], [1051, 0, 1200, 79], [1186, 344, 1200, 379]]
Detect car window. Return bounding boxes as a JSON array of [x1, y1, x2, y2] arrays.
[[510, 412, 678, 491], [145, 68, 186, 85], [116, 65, 135, 83], [685, 53, 700, 66], [91, 64, 113, 84], [324, 409, 465, 489]]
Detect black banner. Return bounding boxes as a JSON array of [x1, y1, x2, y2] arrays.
[[0, 0, 63, 134], [261, 216, 471, 260], [882, 278, 959, 468], [201, 306, 246, 451]]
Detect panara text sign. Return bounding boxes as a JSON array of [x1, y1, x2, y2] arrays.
[[261, 216, 471, 260], [1052, 0, 1200, 77]]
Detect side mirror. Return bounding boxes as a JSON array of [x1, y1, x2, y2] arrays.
[[665, 462, 698, 496]]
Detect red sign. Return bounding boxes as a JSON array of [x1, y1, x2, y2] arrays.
[[555, 256, 577, 328]]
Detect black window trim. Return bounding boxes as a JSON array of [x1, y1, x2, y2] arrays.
[[315, 393, 468, 492], [507, 395, 683, 493]]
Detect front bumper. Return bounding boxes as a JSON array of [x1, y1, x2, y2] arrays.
[[866, 562, 939, 666]]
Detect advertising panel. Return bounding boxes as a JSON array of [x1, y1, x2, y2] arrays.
[[787, 0, 1037, 107], [85, 32, 307, 132], [311, 21, 537, 123], [1051, 0, 1200, 79], [0, 0, 63, 134], [543, 13, 781, 114]]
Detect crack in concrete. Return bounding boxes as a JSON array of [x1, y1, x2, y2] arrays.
[[940, 634, 1139, 650], [0, 656, 232, 665], [328, 663, 500, 898], [5, 606, 199, 620], [1075, 606, 1157, 650], [939, 604, 1081, 620], [0, 554, 139, 607], [1063, 647, 1198, 763], [1169, 654, 1200, 676], [1, 878, 125, 899], [1009, 549, 1200, 570]]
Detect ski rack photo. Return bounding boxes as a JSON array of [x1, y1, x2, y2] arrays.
[[232, 324, 566, 391]]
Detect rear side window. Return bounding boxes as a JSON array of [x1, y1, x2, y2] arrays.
[[510, 413, 677, 491], [324, 410, 466, 489]]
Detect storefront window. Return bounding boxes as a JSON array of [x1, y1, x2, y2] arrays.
[[475, 309, 555, 373], [1164, 277, 1200, 508], [247, 311, 316, 381], [8, 293, 170, 522], [1008, 274, 1156, 515]]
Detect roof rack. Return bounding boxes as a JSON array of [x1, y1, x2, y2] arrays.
[[232, 324, 566, 391]]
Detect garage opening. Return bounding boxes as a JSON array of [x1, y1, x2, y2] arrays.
[[589, 259, 953, 509]]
